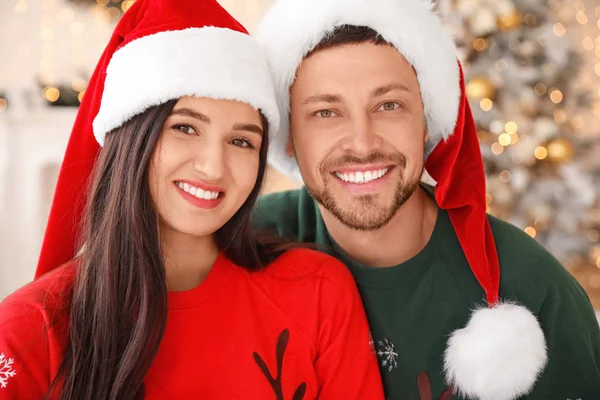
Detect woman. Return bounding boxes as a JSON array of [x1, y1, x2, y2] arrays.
[[0, 1, 384, 399]]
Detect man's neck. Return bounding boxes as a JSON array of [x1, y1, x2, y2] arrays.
[[320, 186, 438, 267], [160, 227, 218, 291]]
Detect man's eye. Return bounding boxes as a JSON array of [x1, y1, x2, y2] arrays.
[[315, 110, 337, 118], [378, 102, 401, 112]]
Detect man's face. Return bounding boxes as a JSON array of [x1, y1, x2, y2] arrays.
[[289, 42, 428, 231]]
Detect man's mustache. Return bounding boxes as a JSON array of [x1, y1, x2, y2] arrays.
[[321, 152, 407, 172]]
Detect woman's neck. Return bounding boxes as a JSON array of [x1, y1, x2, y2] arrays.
[[160, 226, 219, 292]]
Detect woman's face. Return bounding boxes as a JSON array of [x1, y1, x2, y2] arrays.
[[149, 96, 263, 240]]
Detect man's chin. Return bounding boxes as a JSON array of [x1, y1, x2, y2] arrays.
[[307, 178, 421, 231], [312, 190, 398, 231]]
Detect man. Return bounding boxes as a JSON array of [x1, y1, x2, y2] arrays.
[[252, 0, 600, 398]]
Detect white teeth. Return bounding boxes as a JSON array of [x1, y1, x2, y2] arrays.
[[177, 182, 220, 200], [356, 171, 364, 183], [335, 168, 390, 184]]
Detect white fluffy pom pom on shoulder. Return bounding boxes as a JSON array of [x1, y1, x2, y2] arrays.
[[443, 302, 547, 400]]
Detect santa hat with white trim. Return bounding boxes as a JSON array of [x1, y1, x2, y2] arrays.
[[256, 0, 547, 398], [35, 0, 279, 278]]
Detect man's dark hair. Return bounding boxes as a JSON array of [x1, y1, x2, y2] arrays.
[[307, 25, 391, 58]]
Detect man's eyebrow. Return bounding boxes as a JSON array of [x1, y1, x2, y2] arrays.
[[302, 94, 343, 105], [371, 83, 411, 98]]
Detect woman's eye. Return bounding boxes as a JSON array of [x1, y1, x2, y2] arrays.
[[315, 110, 337, 118], [231, 138, 253, 148], [173, 124, 196, 135], [378, 102, 401, 111]]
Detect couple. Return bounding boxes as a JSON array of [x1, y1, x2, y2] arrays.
[[1, 0, 600, 399]]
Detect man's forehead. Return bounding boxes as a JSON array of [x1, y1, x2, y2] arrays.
[[292, 44, 418, 93]]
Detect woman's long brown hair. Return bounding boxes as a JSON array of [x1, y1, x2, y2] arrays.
[[51, 100, 289, 399]]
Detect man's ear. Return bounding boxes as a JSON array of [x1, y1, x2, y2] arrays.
[[285, 134, 295, 157]]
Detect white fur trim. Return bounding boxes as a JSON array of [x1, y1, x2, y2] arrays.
[[93, 27, 280, 146], [444, 303, 548, 400], [256, 0, 460, 180]]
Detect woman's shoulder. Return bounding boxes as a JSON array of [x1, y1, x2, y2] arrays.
[[242, 249, 361, 349], [261, 248, 354, 284], [0, 262, 76, 319], [0, 264, 74, 397]]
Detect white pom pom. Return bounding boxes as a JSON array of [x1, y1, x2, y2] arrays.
[[444, 303, 547, 400]]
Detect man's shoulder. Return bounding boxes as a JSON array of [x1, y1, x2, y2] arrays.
[[488, 215, 589, 311], [252, 187, 319, 241], [489, 214, 566, 278]]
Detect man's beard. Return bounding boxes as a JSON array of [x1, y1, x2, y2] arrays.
[[304, 152, 422, 231]]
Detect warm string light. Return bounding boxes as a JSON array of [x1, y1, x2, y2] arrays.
[[473, 38, 487, 51], [534, 146, 548, 160], [122, 0, 136, 13], [480, 98, 493, 111], [43, 86, 60, 103], [14, 0, 27, 13], [0, 98, 7, 113], [554, 109, 567, 124], [498, 133, 512, 146], [491, 142, 504, 155], [72, 78, 86, 92], [549, 88, 563, 104], [106, 7, 121, 21], [524, 227, 537, 238], [505, 121, 518, 134], [499, 170, 512, 183], [576, 10, 588, 25], [553, 22, 566, 36]]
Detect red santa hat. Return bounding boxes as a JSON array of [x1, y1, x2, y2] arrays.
[[256, 0, 547, 398], [35, 0, 279, 277]]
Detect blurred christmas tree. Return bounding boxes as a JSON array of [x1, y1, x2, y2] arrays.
[[437, 0, 600, 272], [66, 0, 135, 19]]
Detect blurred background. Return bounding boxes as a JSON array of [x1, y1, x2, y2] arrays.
[[0, 0, 599, 316]]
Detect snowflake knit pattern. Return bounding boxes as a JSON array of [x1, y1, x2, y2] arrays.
[[0, 353, 16, 388]]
